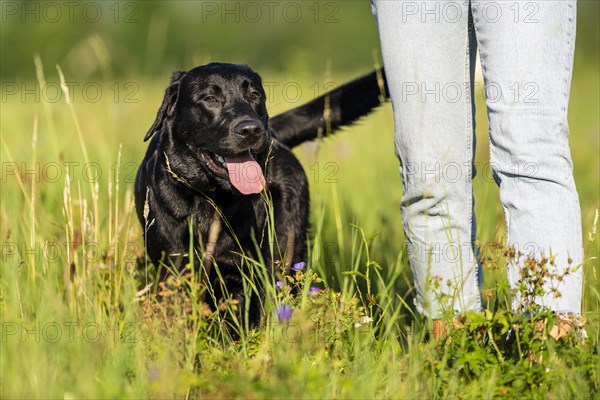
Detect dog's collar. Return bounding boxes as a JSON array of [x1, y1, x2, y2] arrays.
[[163, 152, 217, 194]]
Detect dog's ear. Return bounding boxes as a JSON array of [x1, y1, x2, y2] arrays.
[[144, 70, 187, 141]]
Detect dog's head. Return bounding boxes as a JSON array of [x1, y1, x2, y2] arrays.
[[145, 63, 270, 195]]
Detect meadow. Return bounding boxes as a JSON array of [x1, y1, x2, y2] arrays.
[[1, 2, 599, 398]]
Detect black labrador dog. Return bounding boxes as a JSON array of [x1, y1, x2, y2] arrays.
[[135, 63, 387, 325]]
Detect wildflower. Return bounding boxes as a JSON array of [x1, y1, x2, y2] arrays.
[[276, 281, 283, 289], [354, 315, 373, 328], [484, 289, 494, 300], [308, 286, 320, 295], [292, 261, 306, 271], [277, 304, 293, 322]]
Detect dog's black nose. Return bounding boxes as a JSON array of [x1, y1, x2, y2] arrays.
[[235, 120, 264, 137]]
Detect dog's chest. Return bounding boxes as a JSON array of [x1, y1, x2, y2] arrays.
[[196, 195, 267, 255]]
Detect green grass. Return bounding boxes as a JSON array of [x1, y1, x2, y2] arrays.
[[1, 59, 598, 398]]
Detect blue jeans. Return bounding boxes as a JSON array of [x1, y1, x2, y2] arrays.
[[372, 0, 582, 317]]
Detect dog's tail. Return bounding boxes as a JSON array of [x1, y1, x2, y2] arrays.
[[268, 69, 389, 149]]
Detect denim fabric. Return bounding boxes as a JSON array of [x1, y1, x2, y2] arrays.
[[371, 0, 582, 317]]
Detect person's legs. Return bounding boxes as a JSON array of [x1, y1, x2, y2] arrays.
[[372, 0, 483, 317], [470, 0, 582, 315]]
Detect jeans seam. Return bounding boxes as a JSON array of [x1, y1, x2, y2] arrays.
[[563, 0, 576, 115], [465, 6, 483, 313], [470, 0, 514, 311]]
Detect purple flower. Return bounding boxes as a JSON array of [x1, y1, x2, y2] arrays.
[[276, 281, 283, 289], [277, 304, 293, 322], [308, 286, 320, 295], [292, 261, 306, 271]]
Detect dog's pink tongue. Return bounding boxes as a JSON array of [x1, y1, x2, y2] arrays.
[[225, 151, 265, 195]]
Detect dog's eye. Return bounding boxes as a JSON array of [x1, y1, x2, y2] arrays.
[[249, 91, 261, 101], [203, 95, 219, 105]]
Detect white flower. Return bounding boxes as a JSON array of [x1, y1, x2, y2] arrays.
[[354, 315, 373, 328]]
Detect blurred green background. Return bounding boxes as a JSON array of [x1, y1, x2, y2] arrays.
[[2, 0, 385, 80], [2, 0, 595, 80]]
